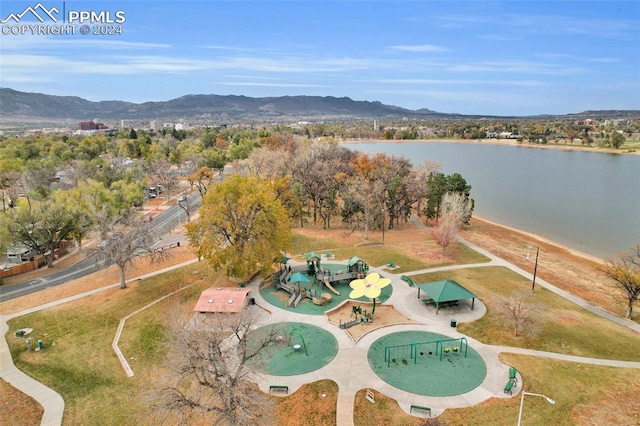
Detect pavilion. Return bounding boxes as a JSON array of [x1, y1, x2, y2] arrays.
[[416, 280, 477, 314]]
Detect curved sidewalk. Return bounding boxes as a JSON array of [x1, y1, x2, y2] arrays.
[[0, 258, 198, 426]]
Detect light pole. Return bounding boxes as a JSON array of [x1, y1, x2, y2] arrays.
[[531, 246, 539, 291], [517, 391, 555, 425], [381, 207, 385, 245]]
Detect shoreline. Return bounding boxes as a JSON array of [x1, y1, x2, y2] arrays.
[[340, 138, 640, 156], [470, 215, 605, 264]]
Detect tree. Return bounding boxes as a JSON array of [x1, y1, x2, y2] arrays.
[[188, 166, 216, 198], [187, 175, 291, 280], [440, 191, 473, 227], [2, 190, 78, 268], [148, 158, 178, 201], [610, 132, 626, 149], [602, 244, 640, 319], [430, 211, 459, 255], [97, 216, 160, 289], [499, 291, 540, 337], [153, 307, 278, 425], [425, 172, 473, 225]]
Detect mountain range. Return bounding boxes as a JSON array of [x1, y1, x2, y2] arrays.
[[0, 88, 637, 123]]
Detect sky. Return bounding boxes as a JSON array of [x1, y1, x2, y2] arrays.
[[1, 0, 639, 116]]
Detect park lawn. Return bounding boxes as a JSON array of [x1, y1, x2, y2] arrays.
[[291, 231, 489, 273], [5, 262, 218, 425], [274, 380, 338, 426], [440, 354, 640, 426], [353, 388, 424, 426], [412, 267, 640, 361]]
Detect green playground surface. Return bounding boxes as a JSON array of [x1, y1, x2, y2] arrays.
[[259, 264, 392, 315], [368, 331, 487, 397], [245, 322, 338, 376]]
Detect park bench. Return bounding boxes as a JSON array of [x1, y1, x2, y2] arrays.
[[509, 367, 518, 383], [410, 405, 431, 415], [386, 262, 397, 268], [269, 385, 289, 394], [401, 275, 414, 286], [504, 380, 515, 395]]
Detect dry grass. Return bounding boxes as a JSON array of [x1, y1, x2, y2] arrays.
[[353, 388, 424, 426], [274, 380, 339, 426], [439, 354, 640, 426], [0, 379, 43, 425], [460, 217, 633, 322]]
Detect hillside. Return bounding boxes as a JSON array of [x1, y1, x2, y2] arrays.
[[1, 88, 638, 123]]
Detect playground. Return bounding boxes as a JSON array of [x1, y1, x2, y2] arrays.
[[245, 322, 339, 376], [259, 254, 393, 315], [248, 250, 501, 420], [325, 300, 415, 342], [367, 330, 487, 397]]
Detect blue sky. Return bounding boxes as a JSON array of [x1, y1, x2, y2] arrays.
[[1, 1, 639, 116]]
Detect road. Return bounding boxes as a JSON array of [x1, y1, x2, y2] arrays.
[[0, 192, 201, 302]]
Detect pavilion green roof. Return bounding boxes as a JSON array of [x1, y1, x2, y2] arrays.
[[416, 280, 476, 303]]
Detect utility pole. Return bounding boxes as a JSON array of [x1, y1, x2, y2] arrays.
[[532, 246, 539, 291]]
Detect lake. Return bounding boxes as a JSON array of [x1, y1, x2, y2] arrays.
[[346, 141, 640, 259]]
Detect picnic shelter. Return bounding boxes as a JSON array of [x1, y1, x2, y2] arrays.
[[417, 280, 477, 314]]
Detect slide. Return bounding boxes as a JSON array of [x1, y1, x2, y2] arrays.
[[323, 277, 340, 296]]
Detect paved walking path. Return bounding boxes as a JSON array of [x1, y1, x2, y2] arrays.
[[1, 218, 639, 426]]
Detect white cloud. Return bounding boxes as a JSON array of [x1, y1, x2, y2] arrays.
[[389, 44, 449, 53]]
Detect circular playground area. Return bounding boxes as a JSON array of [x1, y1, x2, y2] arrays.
[[259, 264, 392, 315], [368, 331, 487, 397], [246, 322, 338, 376]]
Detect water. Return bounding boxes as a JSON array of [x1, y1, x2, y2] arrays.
[[346, 141, 640, 259]]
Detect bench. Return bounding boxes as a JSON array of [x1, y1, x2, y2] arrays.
[[410, 405, 431, 415], [504, 380, 515, 395], [509, 367, 518, 383], [269, 385, 289, 394], [422, 298, 436, 307], [401, 275, 414, 286], [386, 262, 397, 268]]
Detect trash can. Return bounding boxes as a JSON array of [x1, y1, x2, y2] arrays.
[[450, 319, 457, 328], [37, 340, 44, 350], [249, 297, 256, 305]]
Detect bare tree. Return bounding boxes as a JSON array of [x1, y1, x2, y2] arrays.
[[430, 212, 459, 255], [153, 307, 279, 426], [499, 291, 541, 337], [441, 191, 473, 227], [97, 216, 161, 289], [602, 244, 640, 319], [148, 158, 178, 201]]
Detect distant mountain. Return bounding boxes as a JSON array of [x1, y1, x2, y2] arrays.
[[0, 88, 446, 122], [1, 88, 637, 122]]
